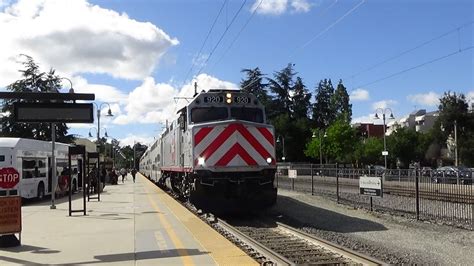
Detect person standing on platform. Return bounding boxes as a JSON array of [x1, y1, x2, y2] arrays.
[[131, 168, 137, 183], [120, 168, 127, 183]]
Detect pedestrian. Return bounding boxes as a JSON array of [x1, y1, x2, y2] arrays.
[[120, 168, 127, 183], [131, 168, 137, 183]]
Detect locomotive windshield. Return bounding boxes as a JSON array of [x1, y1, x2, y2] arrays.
[[230, 107, 264, 123], [191, 107, 228, 123]]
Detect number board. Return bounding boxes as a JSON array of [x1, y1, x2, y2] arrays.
[[203, 96, 224, 103], [234, 96, 250, 104]]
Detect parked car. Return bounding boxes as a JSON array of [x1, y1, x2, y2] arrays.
[[432, 166, 472, 184], [421, 167, 433, 177]]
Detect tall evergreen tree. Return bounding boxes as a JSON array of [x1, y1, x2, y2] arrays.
[[240, 67, 269, 105], [291, 77, 311, 119], [267, 63, 296, 118], [0, 55, 73, 143], [312, 79, 335, 129], [332, 79, 352, 122]]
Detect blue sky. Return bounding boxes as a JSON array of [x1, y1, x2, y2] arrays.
[[0, 0, 472, 146]]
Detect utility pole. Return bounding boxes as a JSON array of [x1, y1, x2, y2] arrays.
[[454, 120, 458, 166], [50, 123, 56, 209]]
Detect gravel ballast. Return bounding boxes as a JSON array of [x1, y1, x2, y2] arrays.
[[268, 189, 474, 265]]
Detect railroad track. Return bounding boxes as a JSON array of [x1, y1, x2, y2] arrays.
[[150, 178, 383, 265], [215, 218, 383, 265]]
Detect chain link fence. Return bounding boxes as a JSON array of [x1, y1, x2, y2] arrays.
[[276, 164, 474, 230]]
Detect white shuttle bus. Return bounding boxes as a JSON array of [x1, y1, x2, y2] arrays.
[[0, 138, 79, 199]]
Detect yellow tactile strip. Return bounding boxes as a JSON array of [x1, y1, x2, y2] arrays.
[[141, 174, 258, 266]]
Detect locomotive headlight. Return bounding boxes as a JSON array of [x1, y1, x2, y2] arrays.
[[266, 157, 272, 164], [226, 92, 232, 104], [198, 157, 205, 165]]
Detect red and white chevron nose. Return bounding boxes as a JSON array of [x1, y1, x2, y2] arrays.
[[193, 123, 275, 168]]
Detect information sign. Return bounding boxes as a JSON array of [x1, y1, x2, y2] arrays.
[[0, 197, 22, 235], [288, 169, 297, 179], [359, 176, 382, 197]]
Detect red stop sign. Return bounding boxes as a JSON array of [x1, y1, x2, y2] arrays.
[[0, 167, 20, 189]]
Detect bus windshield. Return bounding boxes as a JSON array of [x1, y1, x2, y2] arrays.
[[191, 107, 228, 123], [230, 107, 264, 123]]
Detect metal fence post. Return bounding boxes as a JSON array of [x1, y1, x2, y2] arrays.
[[415, 168, 420, 220], [336, 163, 339, 204], [311, 164, 314, 196]]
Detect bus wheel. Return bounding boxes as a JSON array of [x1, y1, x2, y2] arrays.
[[37, 183, 45, 200]]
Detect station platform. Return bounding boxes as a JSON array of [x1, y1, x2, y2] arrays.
[[0, 174, 257, 265]]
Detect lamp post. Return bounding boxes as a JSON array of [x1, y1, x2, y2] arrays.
[[276, 136, 286, 162], [374, 108, 394, 169], [312, 131, 327, 166]]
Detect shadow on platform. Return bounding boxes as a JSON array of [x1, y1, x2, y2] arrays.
[[1, 244, 60, 254], [77, 249, 209, 264], [270, 194, 388, 233]]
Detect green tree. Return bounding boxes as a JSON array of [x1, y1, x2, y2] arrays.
[[291, 77, 312, 119], [331, 80, 352, 122], [267, 63, 295, 119], [325, 119, 358, 163], [240, 67, 269, 106], [313, 79, 335, 129], [0, 55, 73, 143], [306, 119, 357, 163], [387, 127, 421, 168], [436, 91, 473, 165], [354, 137, 384, 166]]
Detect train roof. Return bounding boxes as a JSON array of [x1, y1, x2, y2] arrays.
[[0, 137, 70, 149]]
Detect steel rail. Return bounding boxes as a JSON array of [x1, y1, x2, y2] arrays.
[[276, 222, 384, 266], [217, 219, 294, 266]]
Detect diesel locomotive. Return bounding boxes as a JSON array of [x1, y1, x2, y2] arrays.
[[140, 89, 277, 211]]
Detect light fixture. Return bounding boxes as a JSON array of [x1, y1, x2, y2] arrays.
[[374, 113, 380, 119], [226, 93, 232, 98], [88, 132, 93, 137], [198, 157, 205, 165], [389, 113, 395, 119], [107, 108, 113, 116], [105, 130, 109, 138]]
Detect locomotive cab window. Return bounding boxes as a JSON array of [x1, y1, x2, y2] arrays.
[[191, 107, 228, 123], [230, 107, 264, 123]]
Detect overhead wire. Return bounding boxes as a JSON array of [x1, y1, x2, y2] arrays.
[[345, 20, 474, 80], [194, 0, 248, 78], [289, 0, 366, 58], [354, 45, 474, 88], [182, 0, 229, 84], [208, 0, 265, 72]]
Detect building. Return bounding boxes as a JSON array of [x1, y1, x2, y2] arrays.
[[352, 123, 385, 138], [386, 109, 439, 135], [415, 111, 439, 133]]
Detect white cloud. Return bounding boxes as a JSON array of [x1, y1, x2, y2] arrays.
[[71, 76, 127, 103], [372, 100, 397, 110], [112, 73, 238, 126], [251, 0, 312, 15], [466, 91, 474, 101], [407, 91, 440, 107], [118, 134, 155, 148], [350, 89, 369, 101], [291, 0, 312, 13], [0, 0, 178, 86]]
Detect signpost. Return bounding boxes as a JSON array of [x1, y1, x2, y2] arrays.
[[359, 176, 383, 211], [0, 167, 21, 247], [288, 169, 297, 190]]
